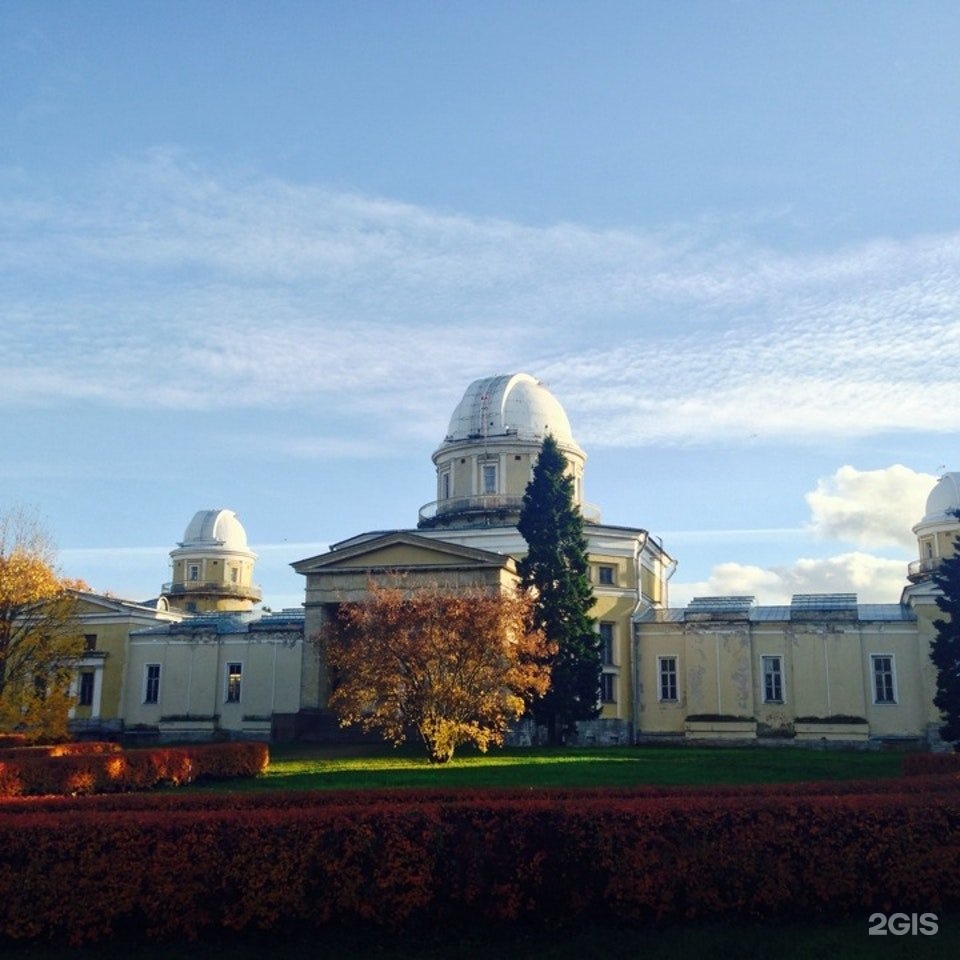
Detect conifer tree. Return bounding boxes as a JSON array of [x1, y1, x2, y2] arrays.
[[931, 528, 960, 745], [517, 434, 598, 743]]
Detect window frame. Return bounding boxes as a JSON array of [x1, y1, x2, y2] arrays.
[[600, 672, 616, 704], [761, 655, 784, 704], [871, 654, 898, 704], [598, 622, 615, 666], [78, 670, 95, 707], [143, 663, 161, 705], [225, 661, 243, 704], [480, 461, 498, 495], [597, 565, 615, 586], [658, 655, 678, 702]]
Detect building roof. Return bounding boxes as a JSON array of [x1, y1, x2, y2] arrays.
[[443, 373, 581, 451], [178, 509, 252, 552], [130, 609, 304, 638], [636, 594, 915, 624], [917, 472, 960, 527]]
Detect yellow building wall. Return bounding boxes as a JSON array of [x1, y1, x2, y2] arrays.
[[635, 613, 933, 740], [71, 621, 128, 722], [124, 634, 302, 730]]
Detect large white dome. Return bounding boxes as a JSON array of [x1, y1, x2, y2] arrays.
[[919, 473, 960, 526], [179, 509, 251, 552], [444, 373, 579, 449]]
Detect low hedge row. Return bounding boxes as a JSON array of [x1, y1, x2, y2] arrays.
[[0, 787, 957, 943], [903, 752, 960, 776], [0, 742, 268, 797], [0, 741, 122, 761]]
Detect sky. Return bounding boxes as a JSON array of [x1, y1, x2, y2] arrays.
[[2, 0, 959, 612]]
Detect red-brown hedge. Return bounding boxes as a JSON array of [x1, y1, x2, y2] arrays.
[[0, 785, 957, 944], [0, 742, 268, 797], [0, 741, 122, 761]]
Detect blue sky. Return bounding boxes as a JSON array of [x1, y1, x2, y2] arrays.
[[2, 1, 958, 611]]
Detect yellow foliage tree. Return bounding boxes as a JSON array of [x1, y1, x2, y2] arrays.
[[0, 509, 86, 741], [319, 581, 554, 763]]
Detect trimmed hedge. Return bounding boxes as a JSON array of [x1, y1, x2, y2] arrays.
[[0, 742, 268, 797], [0, 741, 122, 761], [0, 784, 958, 943]]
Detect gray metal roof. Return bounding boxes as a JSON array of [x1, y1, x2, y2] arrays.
[[636, 600, 915, 624]]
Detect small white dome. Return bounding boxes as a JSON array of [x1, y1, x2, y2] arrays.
[[920, 473, 960, 526], [445, 373, 579, 449], [180, 509, 251, 552]]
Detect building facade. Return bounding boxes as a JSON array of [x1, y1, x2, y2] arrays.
[[293, 373, 675, 744], [66, 373, 958, 747]]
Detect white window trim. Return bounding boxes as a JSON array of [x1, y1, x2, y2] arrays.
[[78, 670, 95, 707], [657, 655, 679, 703], [479, 460, 498, 495], [871, 653, 898, 705], [225, 661, 243, 704], [761, 655, 785, 704], [143, 663, 161, 705]]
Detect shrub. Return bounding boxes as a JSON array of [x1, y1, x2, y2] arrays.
[[0, 742, 268, 797], [0, 783, 958, 943]]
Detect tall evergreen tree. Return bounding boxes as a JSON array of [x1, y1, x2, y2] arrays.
[[932, 528, 960, 745], [517, 434, 598, 743]]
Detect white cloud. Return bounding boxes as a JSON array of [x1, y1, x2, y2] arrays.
[[668, 464, 932, 608], [670, 552, 909, 607], [4, 152, 960, 451], [805, 465, 936, 549]]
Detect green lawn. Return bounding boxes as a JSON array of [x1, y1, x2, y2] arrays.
[[190, 742, 907, 793]]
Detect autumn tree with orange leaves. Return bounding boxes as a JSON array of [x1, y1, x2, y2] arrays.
[[0, 509, 86, 741], [320, 581, 554, 763]]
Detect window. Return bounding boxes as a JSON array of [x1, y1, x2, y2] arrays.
[[872, 655, 897, 704], [600, 673, 616, 703], [226, 662, 243, 703], [230, 566, 239, 583], [78, 671, 95, 707], [83, 633, 97, 652], [658, 656, 678, 702], [188, 563, 200, 582], [599, 622, 615, 666], [441, 470, 451, 500], [144, 664, 161, 704], [481, 462, 497, 494], [598, 565, 615, 586], [762, 656, 784, 703]]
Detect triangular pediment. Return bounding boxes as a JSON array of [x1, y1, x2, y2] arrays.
[[69, 590, 182, 622], [292, 531, 514, 576]]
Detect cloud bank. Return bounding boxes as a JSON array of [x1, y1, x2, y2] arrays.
[[3, 152, 960, 453]]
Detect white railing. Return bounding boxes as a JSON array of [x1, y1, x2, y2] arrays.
[[418, 495, 601, 524]]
